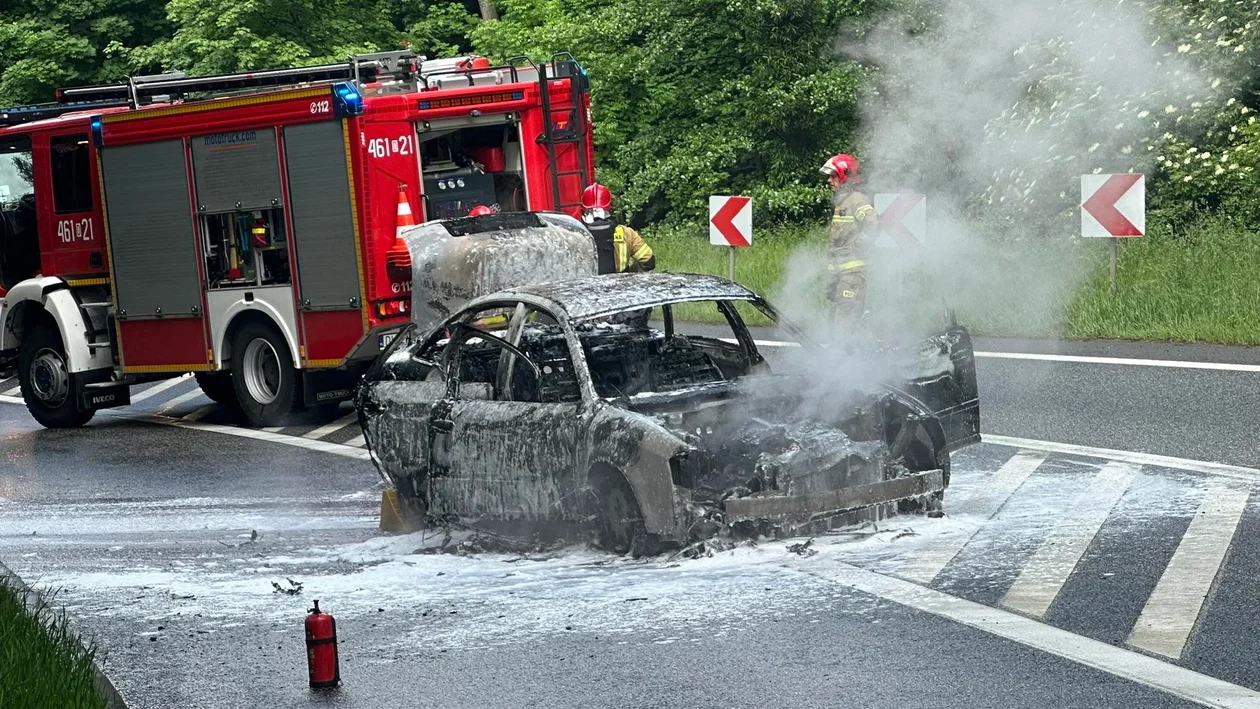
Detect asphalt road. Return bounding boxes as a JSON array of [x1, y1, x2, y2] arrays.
[[2, 336, 1260, 707]]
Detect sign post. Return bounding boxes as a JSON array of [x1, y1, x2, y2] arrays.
[[1081, 174, 1145, 293], [709, 196, 752, 282]]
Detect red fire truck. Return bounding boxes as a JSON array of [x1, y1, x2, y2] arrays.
[[0, 50, 595, 428]]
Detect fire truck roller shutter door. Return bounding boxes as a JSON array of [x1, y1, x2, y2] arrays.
[[282, 121, 363, 310], [100, 140, 202, 318], [191, 129, 283, 213]]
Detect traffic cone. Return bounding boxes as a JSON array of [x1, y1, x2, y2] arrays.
[[386, 185, 413, 276]]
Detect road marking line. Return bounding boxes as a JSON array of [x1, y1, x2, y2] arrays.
[[735, 337, 1260, 372], [304, 412, 358, 440], [0, 394, 22, 405], [182, 404, 216, 422], [1128, 479, 1251, 659], [973, 350, 1260, 373], [983, 434, 1260, 482], [1001, 461, 1137, 617], [148, 414, 370, 461], [155, 389, 204, 414], [899, 451, 1046, 584], [127, 374, 192, 404], [344, 432, 366, 447], [1, 384, 20, 397], [798, 557, 1260, 708]]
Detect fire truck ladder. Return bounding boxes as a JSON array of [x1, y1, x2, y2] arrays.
[[56, 51, 419, 108], [536, 54, 591, 212]]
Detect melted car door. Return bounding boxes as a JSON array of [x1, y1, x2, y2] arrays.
[[427, 321, 582, 523], [901, 324, 981, 451]]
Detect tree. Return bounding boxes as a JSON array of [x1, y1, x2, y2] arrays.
[[474, 0, 866, 225], [0, 0, 169, 104]]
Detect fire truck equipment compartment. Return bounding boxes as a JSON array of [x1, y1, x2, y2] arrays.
[[191, 129, 284, 214], [100, 139, 201, 318], [283, 121, 362, 310]]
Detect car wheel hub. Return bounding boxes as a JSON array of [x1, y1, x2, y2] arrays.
[[242, 338, 282, 406], [30, 349, 69, 406]]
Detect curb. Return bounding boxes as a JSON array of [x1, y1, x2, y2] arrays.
[[0, 560, 129, 709]]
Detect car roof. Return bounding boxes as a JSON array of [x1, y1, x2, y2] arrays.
[[495, 272, 761, 321]]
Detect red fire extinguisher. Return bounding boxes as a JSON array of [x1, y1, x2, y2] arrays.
[[304, 600, 340, 688]]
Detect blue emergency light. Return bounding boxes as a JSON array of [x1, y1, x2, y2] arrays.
[[332, 82, 364, 117], [90, 116, 104, 146]]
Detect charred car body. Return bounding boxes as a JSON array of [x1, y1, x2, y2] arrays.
[[357, 270, 980, 555]]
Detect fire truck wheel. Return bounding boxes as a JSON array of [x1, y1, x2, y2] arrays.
[[18, 325, 94, 428], [230, 322, 300, 427], [194, 371, 236, 406]]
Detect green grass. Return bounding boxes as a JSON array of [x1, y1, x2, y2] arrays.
[[647, 214, 1260, 345], [1066, 216, 1260, 344], [0, 582, 108, 709]]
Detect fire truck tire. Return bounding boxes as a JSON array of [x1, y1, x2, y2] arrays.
[[18, 325, 94, 428], [194, 372, 236, 407], [230, 321, 300, 427]]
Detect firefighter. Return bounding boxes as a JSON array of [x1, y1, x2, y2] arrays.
[[581, 184, 656, 274], [820, 153, 877, 325]]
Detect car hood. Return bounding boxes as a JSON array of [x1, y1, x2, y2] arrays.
[[619, 374, 890, 505]]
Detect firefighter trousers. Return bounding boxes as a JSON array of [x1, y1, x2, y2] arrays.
[[827, 268, 868, 324]]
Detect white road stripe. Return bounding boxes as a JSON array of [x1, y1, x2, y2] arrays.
[[1002, 461, 1137, 617], [1128, 479, 1252, 659], [974, 350, 1260, 373], [983, 434, 1260, 482], [799, 557, 1260, 709], [1, 384, 20, 397], [128, 374, 192, 404], [303, 412, 358, 440], [149, 415, 370, 460], [156, 389, 205, 414], [0, 394, 22, 405], [899, 451, 1046, 584], [734, 337, 1260, 373], [344, 432, 366, 447]]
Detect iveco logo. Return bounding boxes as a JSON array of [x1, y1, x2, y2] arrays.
[[91, 394, 115, 405]]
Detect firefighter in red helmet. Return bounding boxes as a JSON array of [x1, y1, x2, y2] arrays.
[[581, 184, 655, 274], [820, 153, 877, 325]]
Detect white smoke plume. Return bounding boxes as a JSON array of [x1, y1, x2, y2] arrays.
[[769, 0, 1209, 372]]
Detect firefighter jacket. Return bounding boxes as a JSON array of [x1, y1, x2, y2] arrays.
[[589, 219, 656, 274], [828, 191, 877, 273]]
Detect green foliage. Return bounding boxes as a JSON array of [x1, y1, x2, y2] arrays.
[[0, 0, 169, 104], [473, 0, 867, 225]]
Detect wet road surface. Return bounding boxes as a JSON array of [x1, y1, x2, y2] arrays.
[[2, 339, 1260, 707]]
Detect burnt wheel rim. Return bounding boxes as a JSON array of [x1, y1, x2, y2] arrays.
[[242, 337, 282, 405], [30, 348, 70, 407]]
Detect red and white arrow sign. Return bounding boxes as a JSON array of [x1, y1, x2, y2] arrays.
[[874, 192, 926, 246], [709, 195, 752, 247], [1081, 174, 1144, 237]]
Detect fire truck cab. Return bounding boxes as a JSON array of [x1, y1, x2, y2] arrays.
[[0, 50, 594, 428]]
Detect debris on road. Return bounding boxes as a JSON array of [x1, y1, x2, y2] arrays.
[[271, 578, 303, 596]]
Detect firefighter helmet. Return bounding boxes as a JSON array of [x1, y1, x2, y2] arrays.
[[581, 183, 613, 211], [820, 153, 861, 185], [468, 205, 494, 216]]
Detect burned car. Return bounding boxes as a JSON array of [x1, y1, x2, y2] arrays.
[[357, 272, 980, 555]]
